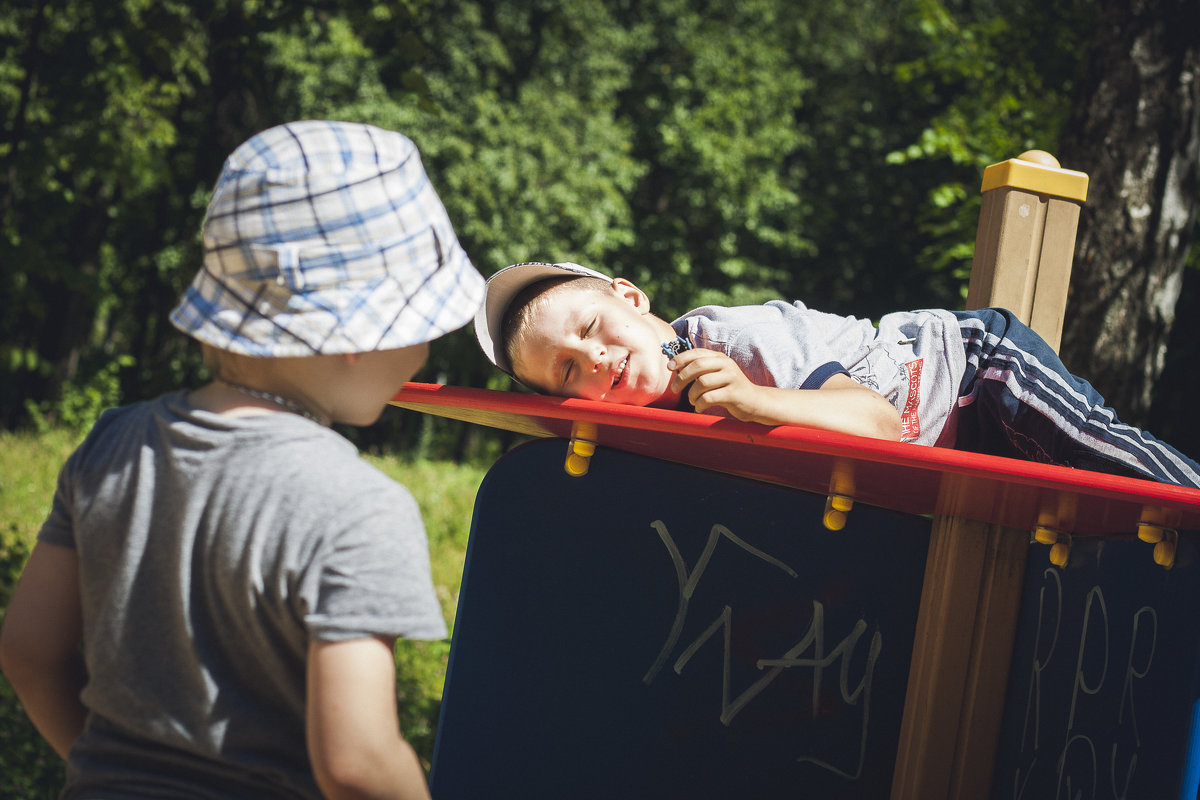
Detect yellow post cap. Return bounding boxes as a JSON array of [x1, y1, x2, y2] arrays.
[[980, 150, 1089, 202]]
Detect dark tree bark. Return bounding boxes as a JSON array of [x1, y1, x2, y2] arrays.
[[1058, 0, 1200, 426]]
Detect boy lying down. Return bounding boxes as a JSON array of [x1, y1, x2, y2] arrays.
[[473, 261, 1200, 490]]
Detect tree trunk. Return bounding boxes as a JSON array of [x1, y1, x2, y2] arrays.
[[1058, 0, 1200, 426]]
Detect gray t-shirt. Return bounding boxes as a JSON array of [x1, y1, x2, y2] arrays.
[[38, 391, 446, 798], [672, 301, 967, 446]]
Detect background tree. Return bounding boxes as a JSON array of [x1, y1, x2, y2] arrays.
[[3, 0, 1197, 454], [1057, 0, 1200, 444]]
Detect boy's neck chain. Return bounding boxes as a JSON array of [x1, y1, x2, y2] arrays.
[[220, 380, 327, 425]]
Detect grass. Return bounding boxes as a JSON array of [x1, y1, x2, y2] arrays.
[[0, 427, 489, 795], [0, 429, 83, 552]]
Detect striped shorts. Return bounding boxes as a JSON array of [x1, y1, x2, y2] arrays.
[[952, 308, 1200, 489]]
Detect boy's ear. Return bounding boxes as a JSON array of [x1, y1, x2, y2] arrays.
[[612, 277, 651, 314]]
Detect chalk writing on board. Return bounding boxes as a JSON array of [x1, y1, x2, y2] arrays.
[[1008, 567, 1157, 800], [643, 519, 884, 780], [642, 520, 798, 684]]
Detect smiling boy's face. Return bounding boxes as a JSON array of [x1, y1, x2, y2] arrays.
[[510, 278, 681, 407]]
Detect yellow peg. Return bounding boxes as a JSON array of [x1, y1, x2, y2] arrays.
[[1153, 539, 1177, 569], [823, 497, 850, 531], [1049, 541, 1071, 568], [1149, 528, 1178, 570], [564, 421, 599, 477], [823, 459, 855, 531], [1137, 522, 1165, 544], [1137, 505, 1178, 543], [1032, 525, 1071, 568], [1033, 527, 1058, 546]]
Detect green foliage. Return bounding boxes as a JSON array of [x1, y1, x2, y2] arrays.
[[24, 355, 134, 435], [393, 637, 452, 768], [0, 0, 215, 425], [601, 0, 817, 313], [1, 0, 1100, 441], [0, 430, 83, 797], [0, 654, 63, 799], [378, 0, 646, 271], [884, 0, 1093, 298], [0, 430, 84, 550]]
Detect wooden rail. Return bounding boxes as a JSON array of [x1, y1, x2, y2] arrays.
[[891, 151, 1090, 800]]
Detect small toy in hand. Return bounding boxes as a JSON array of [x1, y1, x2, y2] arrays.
[[661, 336, 693, 359]]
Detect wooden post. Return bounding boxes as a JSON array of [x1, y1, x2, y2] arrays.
[[965, 150, 1089, 349], [891, 151, 1089, 800]]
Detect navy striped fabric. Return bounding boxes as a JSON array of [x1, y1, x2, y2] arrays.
[[954, 308, 1200, 488]]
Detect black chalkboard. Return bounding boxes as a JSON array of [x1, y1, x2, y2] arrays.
[[430, 438, 931, 798], [991, 533, 1200, 800]]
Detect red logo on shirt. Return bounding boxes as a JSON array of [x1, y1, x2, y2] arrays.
[[901, 359, 923, 439]]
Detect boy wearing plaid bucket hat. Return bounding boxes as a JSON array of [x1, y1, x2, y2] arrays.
[[0, 121, 483, 798]]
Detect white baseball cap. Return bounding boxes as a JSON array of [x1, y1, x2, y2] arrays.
[[473, 261, 613, 374]]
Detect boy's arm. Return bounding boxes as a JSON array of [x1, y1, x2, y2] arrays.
[[307, 637, 432, 800], [669, 349, 902, 440], [0, 542, 88, 759]]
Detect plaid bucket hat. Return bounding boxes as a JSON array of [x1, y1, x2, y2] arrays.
[[170, 120, 484, 356]]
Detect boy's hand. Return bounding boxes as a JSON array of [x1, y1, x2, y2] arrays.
[[667, 348, 902, 440], [668, 348, 765, 421]]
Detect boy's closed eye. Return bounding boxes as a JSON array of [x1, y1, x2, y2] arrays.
[[560, 317, 598, 389]]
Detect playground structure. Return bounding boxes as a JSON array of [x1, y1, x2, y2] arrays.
[[391, 153, 1200, 799]]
